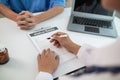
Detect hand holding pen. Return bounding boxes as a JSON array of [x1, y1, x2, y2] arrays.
[[50, 32, 80, 55]]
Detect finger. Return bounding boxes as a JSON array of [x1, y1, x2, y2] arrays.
[[50, 39, 54, 43], [20, 23, 36, 30], [20, 26, 31, 30], [56, 32, 66, 35], [55, 55, 60, 65], [19, 11, 26, 15], [51, 32, 61, 37], [55, 44, 60, 48], [50, 50, 55, 58], [37, 54, 41, 71], [52, 36, 61, 42], [50, 39, 56, 43], [20, 25, 29, 30], [52, 32, 66, 37], [26, 23, 36, 28], [51, 40, 57, 44], [52, 32, 67, 41], [37, 54, 41, 62], [45, 48, 50, 56], [25, 18, 35, 23], [24, 11, 33, 16], [16, 15, 27, 21], [19, 24, 32, 30], [53, 41, 59, 46], [50, 39, 61, 47], [17, 23, 27, 29], [41, 49, 46, 57], [17, 21, 28, 25], [19, 11, 33, 17]]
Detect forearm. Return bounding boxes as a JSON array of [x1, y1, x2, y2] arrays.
[[67, 42, 81, 55], [0, 3, 18, 21], [34, 6, 64, 24]]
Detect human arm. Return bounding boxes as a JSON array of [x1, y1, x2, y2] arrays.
[[50, 32, 100, 66], [16, 6, 64, 30], [36, 32, 120, 80], [0, 3, 34, 30], [0, 3, 18, 21], [34, 6, 64, 24], [50, 32, 81, 55], [50, 32, 120, 66]]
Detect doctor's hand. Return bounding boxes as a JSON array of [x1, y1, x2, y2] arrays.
[[16, 11, 37, 30], [37, 49, 60, 74], [50, 32, 80, 55]]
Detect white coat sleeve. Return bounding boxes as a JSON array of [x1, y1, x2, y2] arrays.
[[35, 72, 53, 80], [77, 44, 96, 66], [77, 38, 120, 66]]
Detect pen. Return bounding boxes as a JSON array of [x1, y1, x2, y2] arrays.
[[59, 34, 68, 38], [47, 34, 68, 40]]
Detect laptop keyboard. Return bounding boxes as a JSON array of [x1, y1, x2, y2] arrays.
[[73, 16, 112, 29]]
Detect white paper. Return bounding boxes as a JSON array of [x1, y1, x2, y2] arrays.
[[28, 27, 76, 64]]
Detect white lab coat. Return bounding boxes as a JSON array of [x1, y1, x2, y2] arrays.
[[36, 38, 120, 80]]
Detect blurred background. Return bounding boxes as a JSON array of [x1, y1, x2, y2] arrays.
[[66, 0, 120, 18], [0, 0, 120, 18]]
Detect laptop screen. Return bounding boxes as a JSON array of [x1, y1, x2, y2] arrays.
[[74, 0, 113, 16]]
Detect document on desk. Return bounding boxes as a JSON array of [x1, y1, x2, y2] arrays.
[[27, 26, 76, 64]]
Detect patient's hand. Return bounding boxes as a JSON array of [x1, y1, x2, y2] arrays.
[[37, 49, 60, 74], [50, 32, 80, 55], [16, 11, 36, 30]]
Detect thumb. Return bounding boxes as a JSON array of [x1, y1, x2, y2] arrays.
[[53, 35, 61, 42], [19, 11, 26, 15]]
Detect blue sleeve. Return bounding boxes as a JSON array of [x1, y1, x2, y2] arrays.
[[0, 0, 9, 7], [49, 0, 65, 8]]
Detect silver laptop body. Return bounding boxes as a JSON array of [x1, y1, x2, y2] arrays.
[[67, 0, 118, 38]]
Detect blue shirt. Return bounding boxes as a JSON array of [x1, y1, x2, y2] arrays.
[[0, 0, 65, 13]]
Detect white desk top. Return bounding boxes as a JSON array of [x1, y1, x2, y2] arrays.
[[0, 8, 120, 80]]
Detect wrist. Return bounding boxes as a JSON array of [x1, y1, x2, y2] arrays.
[[34, 15, 40, 24], [34, 14, 45, 24], [10, 13, 19, 22], [70, 42, 80, 55], [65, 41, 80, 55], [39, 69, 53, 74]]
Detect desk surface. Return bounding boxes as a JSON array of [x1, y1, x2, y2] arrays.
[[0, 8, 120, 80]]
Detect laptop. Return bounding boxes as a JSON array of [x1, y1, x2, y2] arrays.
[[67, 0, 118, 38]]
